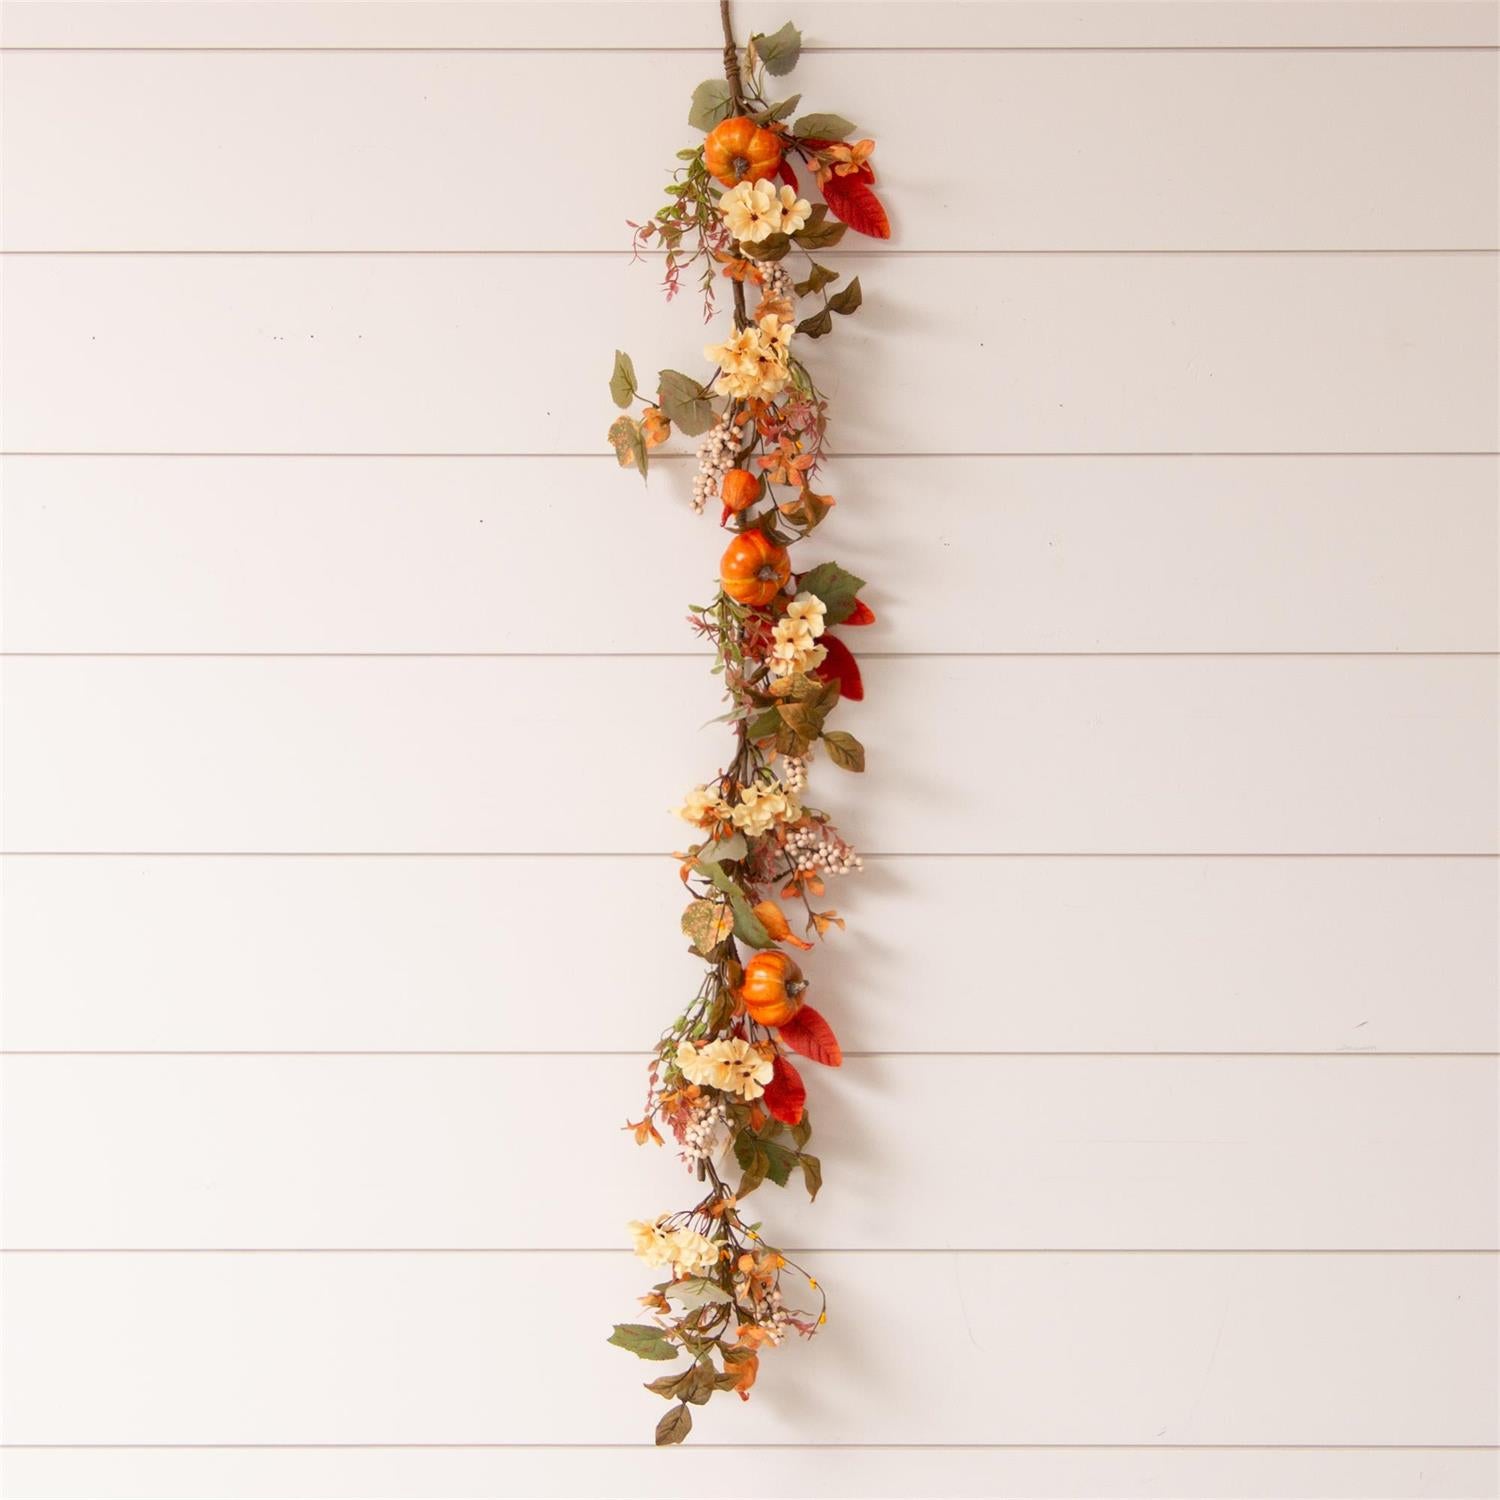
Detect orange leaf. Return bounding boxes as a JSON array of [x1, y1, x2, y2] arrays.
[[624, 1116, 664, 1147], [820, 172, 890, 239], [763, 1054, 807, 1125], [752, 899, 814, 951], [730, 1350, 759, 1399], [813, 633, 864, 701], [776, 1004, 842, 1067], [842, 597, 877, 627]]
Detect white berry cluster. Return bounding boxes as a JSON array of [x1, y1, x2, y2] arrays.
[[781, 753, 809, 793], [732, 1268, 793, 1343], [680, 1093, 730, 1170], [786, 819, 864, 877], [759, 261, 794, 302], [691, 412, 739, 514]]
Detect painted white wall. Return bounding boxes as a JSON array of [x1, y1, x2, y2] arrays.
[[2, 2, 1497, 1496]]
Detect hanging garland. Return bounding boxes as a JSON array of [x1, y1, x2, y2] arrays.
[[603, 1, 890, 1447]]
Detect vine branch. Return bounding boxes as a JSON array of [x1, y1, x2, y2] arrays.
[[720, 0, 750, 331]]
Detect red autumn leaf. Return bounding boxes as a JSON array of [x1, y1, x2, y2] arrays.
[[777, 1004, 842, 1067], [763, 1054, 807, 1125], [813, 633, 863, 701], [821, 172, 890, 240], [777, 159, 800, 192], [842, 597, 877, 627]]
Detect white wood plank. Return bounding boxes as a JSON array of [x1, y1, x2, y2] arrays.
[[4, 1055, 1493, 1248], [8, 1448, 1498, 1500], [6, 50, 1494, 251], [5, 255, 1493, 455], [3, 656, 1493, 853], [6, 455, 1495, 653], [5, 855, 1495, 1053], [3, 1252, 1493, 1444], [4, 0, 1493, 49]]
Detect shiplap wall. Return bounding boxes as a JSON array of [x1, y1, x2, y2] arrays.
[[2, 2, 1497, 1498]]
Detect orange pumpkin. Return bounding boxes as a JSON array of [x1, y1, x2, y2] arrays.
[[720, 531, 790, 607], [739, 950, 807, 1027], [704, 116, 783, 188], [720, 468, 761, 514]]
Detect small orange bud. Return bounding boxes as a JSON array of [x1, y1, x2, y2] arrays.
[[720, 467, 761, 513]]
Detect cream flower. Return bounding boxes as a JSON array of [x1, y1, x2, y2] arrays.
[[719, 179, 783, 244], [731, 778, 802, 836], [785, 593, 827, 632], [667, 1226, 722, 1277], [627, 1216, 677, 1268], [702, 1036, 775, 1101], [675, 784, 732, 828], [775, 183, 812, 236], [675, 1038, 724, 1089], [704, 314, 793, 401], [768, 595, 829, 681]]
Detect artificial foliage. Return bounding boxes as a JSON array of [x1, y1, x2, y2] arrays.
[[604, 0, 890, 1445]]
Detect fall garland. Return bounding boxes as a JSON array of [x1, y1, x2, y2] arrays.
[[604, 2, 889, 1446]]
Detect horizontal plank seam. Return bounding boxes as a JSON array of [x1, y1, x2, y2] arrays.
[[6, 1248, 1496, 1257], [6, 248, 1499, 257], [7, 1433, 1500, 1451], [6, 1050, 1493, 1059], [9, 451, 1496, 460], [3, 44, 1496, 55], [17, 653, 1500, 664], [7, 855, 1497, 868], [6, 652, 1496, 660]]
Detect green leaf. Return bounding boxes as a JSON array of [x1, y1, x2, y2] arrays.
[[750, 21, 801, 76], [747, 706, 784, 741], [644, 1367, 695, 1399], [657, 370, 717, 437], [608, 1323, 678, 1361], [665, 1276, 733, 1308], [822, 729, 866, 772], [793, 112, 856, 140], [791, 1111, 813, 1151], [699, 831, 748, 864], [681, 898, 734, 956], [696, 860, 773, 948], [688, 79, 733, 131], [791, 206, 847, 250], [797, 561, 866, 625], [796, 308, 833, 339], [609, 350, 637, 409], [828, 276, 863, 316], [644, 1362, 716, 1403], [733, 1132, 770, 1197], [760, 1138, 798, 1188], [753, 93, 801, 125], [655, 1403, 693, 1446], [800, 1152, 824, 1201], [607, 415, 648, 479], [740, 232, 791, 263], [794, 262, 840, 297], [779, 696, 831, 740], [679, 1362, 719, 1405]]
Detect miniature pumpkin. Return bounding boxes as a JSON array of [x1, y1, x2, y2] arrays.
[[720, 467, 761, 513], [720, 531, 791, 607], [739, 950, 807, 1027], [704, 116, 784, 188]]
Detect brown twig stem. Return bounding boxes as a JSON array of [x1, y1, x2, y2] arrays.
[[719, 0, 751, 331]]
